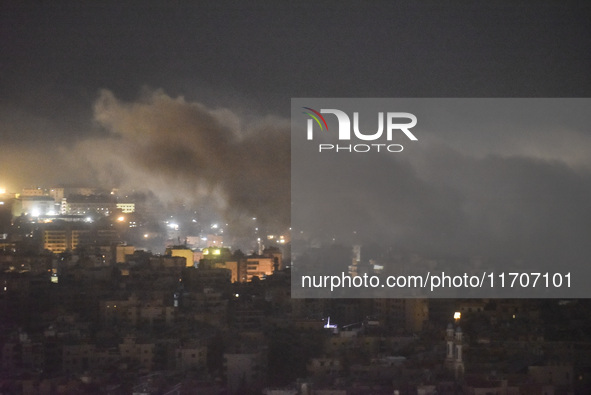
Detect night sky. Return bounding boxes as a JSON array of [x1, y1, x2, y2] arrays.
[[1, 1, 591, 239]]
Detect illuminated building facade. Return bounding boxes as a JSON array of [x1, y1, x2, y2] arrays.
[[43, 227, 90, 253], [200, 247, 244, 282], [199, 247, 280, 283], [13, 196, 57, 217], [245, 256, 275, 281], [63, 195, 116, 216], [212, 260, 246, 283], [116, 202, 135, 213], [166, 246, 195, 267]]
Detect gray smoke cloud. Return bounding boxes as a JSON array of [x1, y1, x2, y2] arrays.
[[74, 89, 290, 232]]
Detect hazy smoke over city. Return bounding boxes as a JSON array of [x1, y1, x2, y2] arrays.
[[293, 100, 591, 269], [74, 89, 290, 233]]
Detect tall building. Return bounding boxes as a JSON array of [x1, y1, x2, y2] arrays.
[[42, 225, 90, 254], [62, 194, 116, 216], [13, 196, 57, 217]]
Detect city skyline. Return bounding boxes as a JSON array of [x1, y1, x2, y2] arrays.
[[3, 2, 591, 264], [2, 2, 591, 393]]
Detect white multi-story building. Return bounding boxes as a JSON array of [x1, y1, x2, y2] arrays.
[[116, 202, 135, 213], [13, 196, 58, 217], [62, 195, 117, 216]]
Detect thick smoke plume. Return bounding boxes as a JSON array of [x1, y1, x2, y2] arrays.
[[77, 89, 290, 233]]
